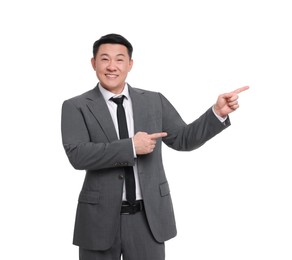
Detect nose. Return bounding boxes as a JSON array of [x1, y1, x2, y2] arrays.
[[106, 60, 116, 71]]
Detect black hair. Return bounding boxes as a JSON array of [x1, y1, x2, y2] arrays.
[[92, 33, 133, 59]]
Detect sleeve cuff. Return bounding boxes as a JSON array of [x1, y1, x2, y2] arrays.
[[212, 106, 227, 122], [131, 138, 137, 158]]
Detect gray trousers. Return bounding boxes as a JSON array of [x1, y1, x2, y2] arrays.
[[79, 210, 165, 260]]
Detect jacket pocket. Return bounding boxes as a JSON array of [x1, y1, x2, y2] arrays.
[[78, 190, 100, 204], [159, 181, 170, 197]]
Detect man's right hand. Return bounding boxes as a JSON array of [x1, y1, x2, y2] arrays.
[[133, 132, 168, 155]]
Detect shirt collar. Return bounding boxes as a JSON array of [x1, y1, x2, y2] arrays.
[[98, 83, 130, 101]]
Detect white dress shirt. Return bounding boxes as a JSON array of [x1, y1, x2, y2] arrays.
[[99, 84, 142, 201]]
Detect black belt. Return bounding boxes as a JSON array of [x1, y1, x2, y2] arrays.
[[120, 200, 144, 215]]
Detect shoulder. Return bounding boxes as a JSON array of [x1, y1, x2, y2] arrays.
[[131, 86, 157, 95], [129, 85, 164, 99], [63, 87, 98, 107], [65, 89, 94, 102], [129, 86, 174, 109]]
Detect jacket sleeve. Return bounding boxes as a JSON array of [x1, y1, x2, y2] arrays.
[[159, 93, 230, 151], [61, 99, 135, 171]]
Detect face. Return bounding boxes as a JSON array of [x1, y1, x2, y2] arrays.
[[91, 43, 133, 94]]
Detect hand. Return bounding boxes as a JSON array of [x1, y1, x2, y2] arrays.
[[133, 132, 168, 155], [213, 86, 249, 117]]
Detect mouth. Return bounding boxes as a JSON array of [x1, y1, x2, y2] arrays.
[[105, 73, 118, 79]]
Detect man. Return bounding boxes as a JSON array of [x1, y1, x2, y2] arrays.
[[61, 33, 249, 260]]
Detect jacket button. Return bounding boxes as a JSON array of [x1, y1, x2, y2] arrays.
[[119, 174, 124, 180]]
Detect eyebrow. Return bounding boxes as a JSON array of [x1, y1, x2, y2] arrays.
[[100, 53, 126, 57]]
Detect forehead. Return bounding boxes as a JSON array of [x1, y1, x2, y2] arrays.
[[97, 43, 129, 57]]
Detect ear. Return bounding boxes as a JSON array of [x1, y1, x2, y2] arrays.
[[91, 57, 96, 71], [128, 59, 134, 72]]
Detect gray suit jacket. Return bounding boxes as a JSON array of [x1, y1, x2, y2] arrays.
[[61, 85, 230, 250]]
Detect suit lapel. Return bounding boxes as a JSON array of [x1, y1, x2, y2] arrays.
[[129, 86, 149, 133], [85, 85, 149, 142], [86, 86, 118, 142]]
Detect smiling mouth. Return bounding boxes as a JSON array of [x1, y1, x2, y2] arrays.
[[105, 74, 118, 78]]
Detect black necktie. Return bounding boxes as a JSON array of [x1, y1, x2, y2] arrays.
[[111, 96, 136, 204]]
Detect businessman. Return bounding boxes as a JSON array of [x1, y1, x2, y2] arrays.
[[61, 33, 249, 260]]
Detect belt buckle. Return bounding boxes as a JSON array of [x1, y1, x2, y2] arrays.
[[126, 203, 136, 215], [121, 200, 143, 215]]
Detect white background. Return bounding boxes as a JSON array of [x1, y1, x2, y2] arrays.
[[1, 0, 291, 259]]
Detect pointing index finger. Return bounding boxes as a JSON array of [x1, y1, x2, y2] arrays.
[[233, 85, 249, 94], [149, 132, 168, 140]]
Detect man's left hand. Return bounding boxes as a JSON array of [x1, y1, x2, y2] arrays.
[[213, 86, 249, 117]]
